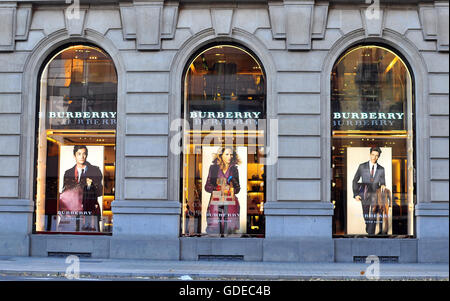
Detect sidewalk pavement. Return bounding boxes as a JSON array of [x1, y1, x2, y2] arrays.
[[0, 256, 448, 280]]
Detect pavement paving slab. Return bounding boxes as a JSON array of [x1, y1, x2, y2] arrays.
[[0, 256, 448, 281]]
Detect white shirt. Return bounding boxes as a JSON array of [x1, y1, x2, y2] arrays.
[[77, 167, 85, 183], [368, 161, 377, 177]]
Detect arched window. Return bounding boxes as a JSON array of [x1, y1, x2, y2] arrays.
[[331, 45, 415, 237], [181, 44, 266, 237], [34, 45, 117, 234]]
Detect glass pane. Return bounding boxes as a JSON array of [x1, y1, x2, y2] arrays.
[[331, 46, 414, 237], [182, 45, 266, 237], [331, 46, 408, 132], [35, 45, 117, 234]]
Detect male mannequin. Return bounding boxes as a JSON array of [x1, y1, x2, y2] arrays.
[[352, 147, 386, 235]]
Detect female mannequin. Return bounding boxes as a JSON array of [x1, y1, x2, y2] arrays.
[[204, 147, 241, 235]]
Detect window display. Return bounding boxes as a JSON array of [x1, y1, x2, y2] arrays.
[[181, 45, 266, 237], [34, 45, 117, 234], [331, 45, 415, 237]]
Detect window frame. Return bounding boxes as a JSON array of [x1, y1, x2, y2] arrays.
[[32, 43, 118, 235], [330, 43, 417, 238], [180, 42, 268, 238]]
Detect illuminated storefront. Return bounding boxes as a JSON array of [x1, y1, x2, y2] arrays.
[[181, 45, 266, 238], [0, 0, 447, 263], [35, 45, 117, 234], [331, 46, 415, 237]]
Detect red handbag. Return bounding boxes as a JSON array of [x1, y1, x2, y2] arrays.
[[59, 186, 83, 212]]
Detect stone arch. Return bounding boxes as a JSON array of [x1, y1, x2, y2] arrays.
[[20, 29, 126, 204], [167, 28, 278, 204], [320, 29, 429, 212]]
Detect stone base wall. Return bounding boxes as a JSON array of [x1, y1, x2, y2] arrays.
[[0, 0, 447, 262]]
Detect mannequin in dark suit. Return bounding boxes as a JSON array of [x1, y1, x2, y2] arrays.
[[63, 145, 103, 231], [352, 147, 386, 235]]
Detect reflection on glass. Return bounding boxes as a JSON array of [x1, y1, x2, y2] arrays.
[[35, 45, 117, 234], [331, 46, 414, 237], [331, 46, 408, 132], [182, 45, 266, 237]]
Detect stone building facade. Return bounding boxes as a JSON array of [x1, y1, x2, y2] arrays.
[[0, 0, 448, 263]]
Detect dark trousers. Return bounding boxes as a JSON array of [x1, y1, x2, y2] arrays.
[[361, 203, 375, 235]]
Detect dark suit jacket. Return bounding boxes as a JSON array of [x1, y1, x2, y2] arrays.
[[63, 161, 103, 215], [352, 161, 386, 201]]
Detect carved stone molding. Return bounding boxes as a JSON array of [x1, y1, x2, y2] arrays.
[[211, 8, 234, 36], [312, 2, 328, 39], [15, 3, 31, 41], [419, 1, 449, 52], [286, 1, 313, 50], [65, 7, 87, 37], [0, 2, 32, 52], [0, 2, 16, 51], [120, 0, 179, 50], [268, 0, 329, 50], [161, 1, 178, 40], [135, 1, 163, 50], [268, 1, 285, 39], [119, 2, 136, 40], [360, 5, 384, 37]]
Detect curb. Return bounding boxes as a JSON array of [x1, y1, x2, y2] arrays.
[[1, 270, 448, 281]]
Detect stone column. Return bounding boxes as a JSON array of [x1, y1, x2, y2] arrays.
[[416, 203, 449, 263], [263, 202, 334, 262], [0, 200, 33, 256], [110, 201, 181, 259]]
